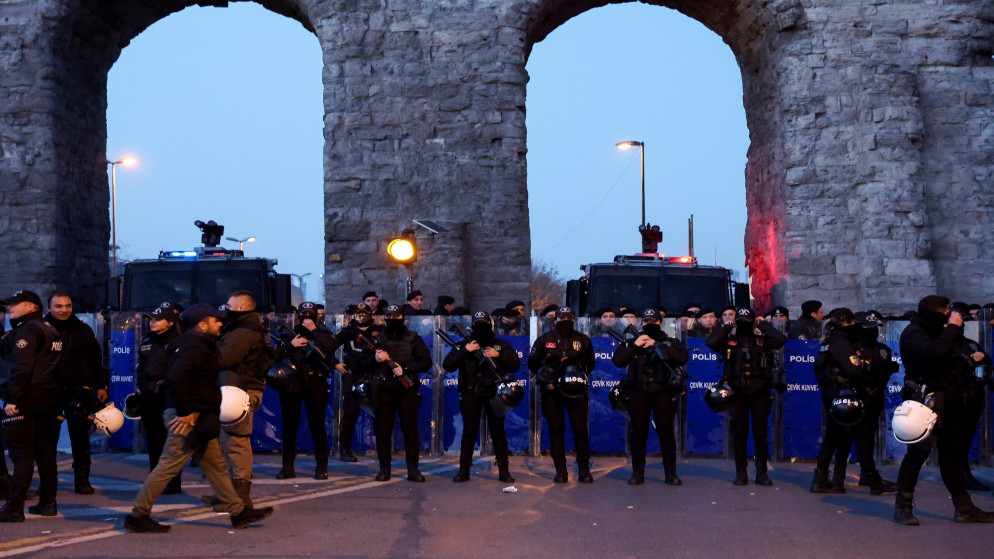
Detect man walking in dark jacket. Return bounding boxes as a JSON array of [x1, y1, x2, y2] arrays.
[[124, 304, 273, 533]]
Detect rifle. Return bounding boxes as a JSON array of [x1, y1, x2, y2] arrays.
[[449, 323, 502, 379], [610, 325, 686, 392], [355, 332, 415, 389], [267, 319, 333, 373]]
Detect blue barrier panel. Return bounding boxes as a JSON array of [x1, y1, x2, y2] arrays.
[[883, 339, 907, 463], [253, 388, 282, 452], [684, 337, 725, 456], [589, 336, 625, 454], [108, 327, 137, 450], [504, 336, 532, 454], [441, 343, 460, 453], [782, 339, 821, 460]]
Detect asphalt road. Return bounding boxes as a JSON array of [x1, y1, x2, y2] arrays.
[[2, 451, 993, 558]]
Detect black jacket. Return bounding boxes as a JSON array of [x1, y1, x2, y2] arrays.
[[373, 327, 432, 391], [164, 329, 222, 417], [46, 313, 107, 390], [442, 334, 520, 394], [218, 311, 272, 392], [337, 320, 382, 376], [527, 327, 596, 376], [612, 328, 689, 393], [0, 310, 61, 414], [788, 315, 823, 341], [706, 321, 787, 393], [899, 310, 961, 391], [276, 322, 339, 389], [136, 328, 180, 394]]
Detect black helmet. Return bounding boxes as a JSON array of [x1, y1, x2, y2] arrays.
[[123, 393, 142, 420], [490, 380, 524, 417], [830, 389, 865, 427], [266, 361, 299, 392], [608, 381, 630, 420], [704, 381, 735, 416], [558, 366, 588, 398], [351, 378, 375, 416]]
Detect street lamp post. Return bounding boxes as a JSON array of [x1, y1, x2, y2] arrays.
[[106, 156, 137, 277], [616, 141, 646, 227], [225, 235, 256, 252]]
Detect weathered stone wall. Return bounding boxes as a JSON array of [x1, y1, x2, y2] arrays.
[[1, 0, 992, 315]]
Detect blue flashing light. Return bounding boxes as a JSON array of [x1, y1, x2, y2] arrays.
[[163, 251, 197, 259]]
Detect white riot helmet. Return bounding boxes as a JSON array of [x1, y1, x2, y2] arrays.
[[219, 385, 251, 425], [92, 402, 125, 436], [892, 400, 937, 444]]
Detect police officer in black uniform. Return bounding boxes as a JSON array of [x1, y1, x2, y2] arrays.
[[706, 307, 787, 486], [274, 302, 339, 480], [830, 310, 898, 494], [612, 308, 689, 485], [444, 311, 521, 483], [894, 295, 994, 524], [372, 305, 432, 482], [0, 290, 62, 522], [948, 302, 992, 492], [528, 306, 596, 483], [335, 303, 381, 462], [810, 308, 865, 493], [0, 302, 10, 499], [46, 291, 109, 495], [136, 302, 183, 494]]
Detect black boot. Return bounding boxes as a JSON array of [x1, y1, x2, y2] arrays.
[[664, 467, 682, 486], [863, 470, 897, 496], [733, 469, 749, 486], [28, 500, 58, 516], [754, 462, 773, 487], [124, 513, 169, 533], [0, 501, 25, 523], [375, 468, 391, 481], [452, 469, 470, 482], [627, 464, 645, 486], [577, 464, 594, 484], [339, 446, 358, 463], [497, 461, 515, 483], [230, 505, 274, 529], [553, 465, 568, 484], [233, 479, 253, 508], [314, 460, 328, 480], [0, 474, 11, 500], [953, 493, 994, 523], [893, 492, 919, 525], [811, 468, 845, 494], [277, 451, 296, 479], [832, 460, 847, 488], [74, 468, 95, 495], [407, 467, 425, 483]]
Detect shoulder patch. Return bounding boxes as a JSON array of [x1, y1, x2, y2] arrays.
[[16, 338, 28, 349], [849, 355, 860, 366], [545, 342, 557, 349]]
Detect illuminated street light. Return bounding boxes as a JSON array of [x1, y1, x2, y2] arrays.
[[225, 235, 256, 251], [106, 156, 138, 277], [616, 140, 645, 227], [387, 231, 417, 264]]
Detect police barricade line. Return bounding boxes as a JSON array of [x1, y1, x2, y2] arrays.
[[102, 313, 993, 466]]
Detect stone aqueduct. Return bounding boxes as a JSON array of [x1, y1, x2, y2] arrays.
[[1, 0, 992, 314]]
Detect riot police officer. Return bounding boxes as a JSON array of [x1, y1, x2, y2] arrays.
[[335, 303, 381, 462], [371, 305, 432, 482], [0, 290, 62, 522], [136, 302, 183, 494], [443, 311, 521, 483], [948, 302, 992, 492], [612, 308, 689, 485], [527, 307, 596, 483], [274, 302, 339, 480], [810, 308, 865, 493], [706, 308, 787, 486], [830, 310, 898, 494], [46, 291, 108, 494]]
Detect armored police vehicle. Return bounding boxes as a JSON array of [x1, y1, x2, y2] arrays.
[[108, 220, 298, 312]]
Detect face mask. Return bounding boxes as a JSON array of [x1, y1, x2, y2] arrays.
[[555, 320, 575, 335], [226, 309, 251, 323], [642, 323, 662, 338], [840, 324, 860, 336], [859, 325, 879, 341], [357, 315, 373, 327], [472, 323, 494, 340], [385, 318, 406, 335]]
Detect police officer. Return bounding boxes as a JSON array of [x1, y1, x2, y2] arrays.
[[527, 306, 596, 483], [46, 291, 108, 495], [371, 305, 432, 481], [274, 302, 339, 480], [136, 302, 183, 494], [948, 302, 992, 492], [831, 310, 898, 494], [0, 290, 61, 522], [124, 304, 273, 533], [894, 295, 994, 524], [444, 311, 521, 483], [0, 302, 10, 499], [612, 308, 689, 485], [788, 300, 824, 340], [706, 308, 787, 486], [810, 308, 865, 493], [335, 303, 381, 462], [217, 290, 275, 507]]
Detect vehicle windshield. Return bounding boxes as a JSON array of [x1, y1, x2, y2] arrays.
[[125, 261, 268, 310]]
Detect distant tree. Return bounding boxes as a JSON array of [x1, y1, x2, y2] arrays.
[[531, 259, 565, 312]]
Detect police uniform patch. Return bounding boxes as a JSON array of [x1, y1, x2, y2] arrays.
[[879, 349, 888, 359], [16, 339, 28, 349], [849, 355, 860, 366], [546, 342, 556, 349], [573, 341, 582, 351]]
